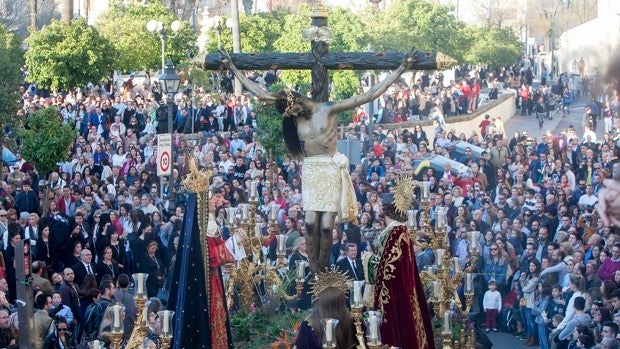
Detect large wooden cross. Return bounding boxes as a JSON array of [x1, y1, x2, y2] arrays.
[[200, 4, 455, 102]]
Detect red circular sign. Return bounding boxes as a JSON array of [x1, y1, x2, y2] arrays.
[[160, 151, 170, 172]]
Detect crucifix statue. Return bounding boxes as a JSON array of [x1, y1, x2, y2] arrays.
[[203, 4, 455, 273]]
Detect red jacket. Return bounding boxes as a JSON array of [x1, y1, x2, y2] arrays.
[[471, 83, 480, 96], [461, 84, 471, 98]]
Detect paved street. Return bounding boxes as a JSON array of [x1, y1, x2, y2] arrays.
[[504, 83, 603, 141], [486, 330, 531, 349], [505, 96, 591, 141]]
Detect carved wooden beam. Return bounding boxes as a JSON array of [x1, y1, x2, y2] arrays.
[[200, 51, 456, 71]]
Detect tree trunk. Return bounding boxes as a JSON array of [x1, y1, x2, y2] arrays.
[[28, 0, 37, 29], [61, 0, 73, 25]]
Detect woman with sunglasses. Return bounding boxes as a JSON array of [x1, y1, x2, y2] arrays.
[[483, 243, 509, 294], [44, 315, 75, 349]]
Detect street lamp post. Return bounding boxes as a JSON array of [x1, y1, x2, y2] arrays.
[[158, 60, 181, 204], [147, 19, 182, 72], [206, 16, 233, 50]]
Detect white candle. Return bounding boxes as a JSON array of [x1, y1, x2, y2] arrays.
[[470, 231, 478, 251], [137, 274, 144, 295], [277, 234, 286, 254], [436, 249, 445, 266], [242, 204, 249, 221], [443, 311, 451, 332], [296, 260, 305, 279], [113, 305, 120, 328], [433, 281, 440, 300], [369, 313, 378, 341], [437, 208, 445, 228], [453, 257, 460, 273], [325, 319, 333, 342], [407, 209, 415, 229], [422, 181, 430, 200], [353, 281, 363, 306], [426, 266, 434, 275], [93, 340, 100, 349], [255, 225, 261, 238], [250, 180, 257, 199], [270, 203, 278, 221], [227, 207, 236, 225], [163, 311, 170, 334], [466, 273, 473, 293]]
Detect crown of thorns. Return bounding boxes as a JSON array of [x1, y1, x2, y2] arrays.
[[282, 90, 296, 117]]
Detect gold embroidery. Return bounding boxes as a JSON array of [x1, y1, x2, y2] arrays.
[[210, 268, 229, 348], [376, 230, 407, 323], [409, 288, 429, 348], [376, 228, 429, 348], [301, 156, 341, 212]]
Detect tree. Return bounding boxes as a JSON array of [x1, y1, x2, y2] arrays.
[[17, 107, 74, 175], [25, 18, 115, 91], [60, 0, 72, 24], [0, 24, 23, 141], [203, 11, 285, 54], [0, 0, 29, 33], [464, 27, 522, 67], [96, 1, 197, 72], [360, 0, 469, 63], [254, 83, 288, 160], [473, 0, 517, 29], [28, 0, 36, 29]]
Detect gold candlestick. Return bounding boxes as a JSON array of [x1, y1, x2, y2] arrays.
[[282, 279, 304, 301], [111, 330, 123, 349], [125, 296, 148, 349], [160, 336, 172, 349], [442, 331, 452, 349], [351, 306, 367, 349]]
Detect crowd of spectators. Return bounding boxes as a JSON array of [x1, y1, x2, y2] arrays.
[[0, 58, 618, 349]]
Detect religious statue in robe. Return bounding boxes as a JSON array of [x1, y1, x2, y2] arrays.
[[362, 177, 435, 349], [168, 158, 234, 349]]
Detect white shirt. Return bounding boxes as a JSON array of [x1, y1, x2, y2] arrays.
[[578, 193, 598, 208], [483, 290, 502, 311]]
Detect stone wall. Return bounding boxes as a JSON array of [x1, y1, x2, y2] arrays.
[[381, 92, 516, 140]]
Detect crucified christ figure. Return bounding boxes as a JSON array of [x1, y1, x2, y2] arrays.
[[220, 50, 418, 273]]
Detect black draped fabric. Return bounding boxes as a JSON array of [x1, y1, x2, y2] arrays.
[[168, 194, 234, 349]]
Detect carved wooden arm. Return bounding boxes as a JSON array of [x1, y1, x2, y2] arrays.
[[219, 51, 277, 102], [329, 49, 418, 114]]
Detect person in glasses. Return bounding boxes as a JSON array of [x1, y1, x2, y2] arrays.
[[44, 315, 75, 349]]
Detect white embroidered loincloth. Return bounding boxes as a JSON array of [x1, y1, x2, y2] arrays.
[[301, 153, 358, 223]]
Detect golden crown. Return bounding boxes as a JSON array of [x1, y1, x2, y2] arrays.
[[183, 156, 210, 194], [392, 175, 416, 215], [309, 267, 353, 303]]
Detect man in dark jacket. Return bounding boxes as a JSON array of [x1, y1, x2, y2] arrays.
[[14, 181, 39, 214]]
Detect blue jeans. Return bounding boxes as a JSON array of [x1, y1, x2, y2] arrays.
[[522, 308, 537, 338], [538, 323, 549, 349]]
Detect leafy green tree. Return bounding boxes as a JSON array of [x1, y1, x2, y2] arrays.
[[17, 107, 74, 175], [464, 28, 522, 67], [96, 1, 197, 72], [254, 83, 288, 159], [361, 0, 469, 63], [25, 18, 115, 91], [0, 24, 23, 141], [204, 11, 286, 54]]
